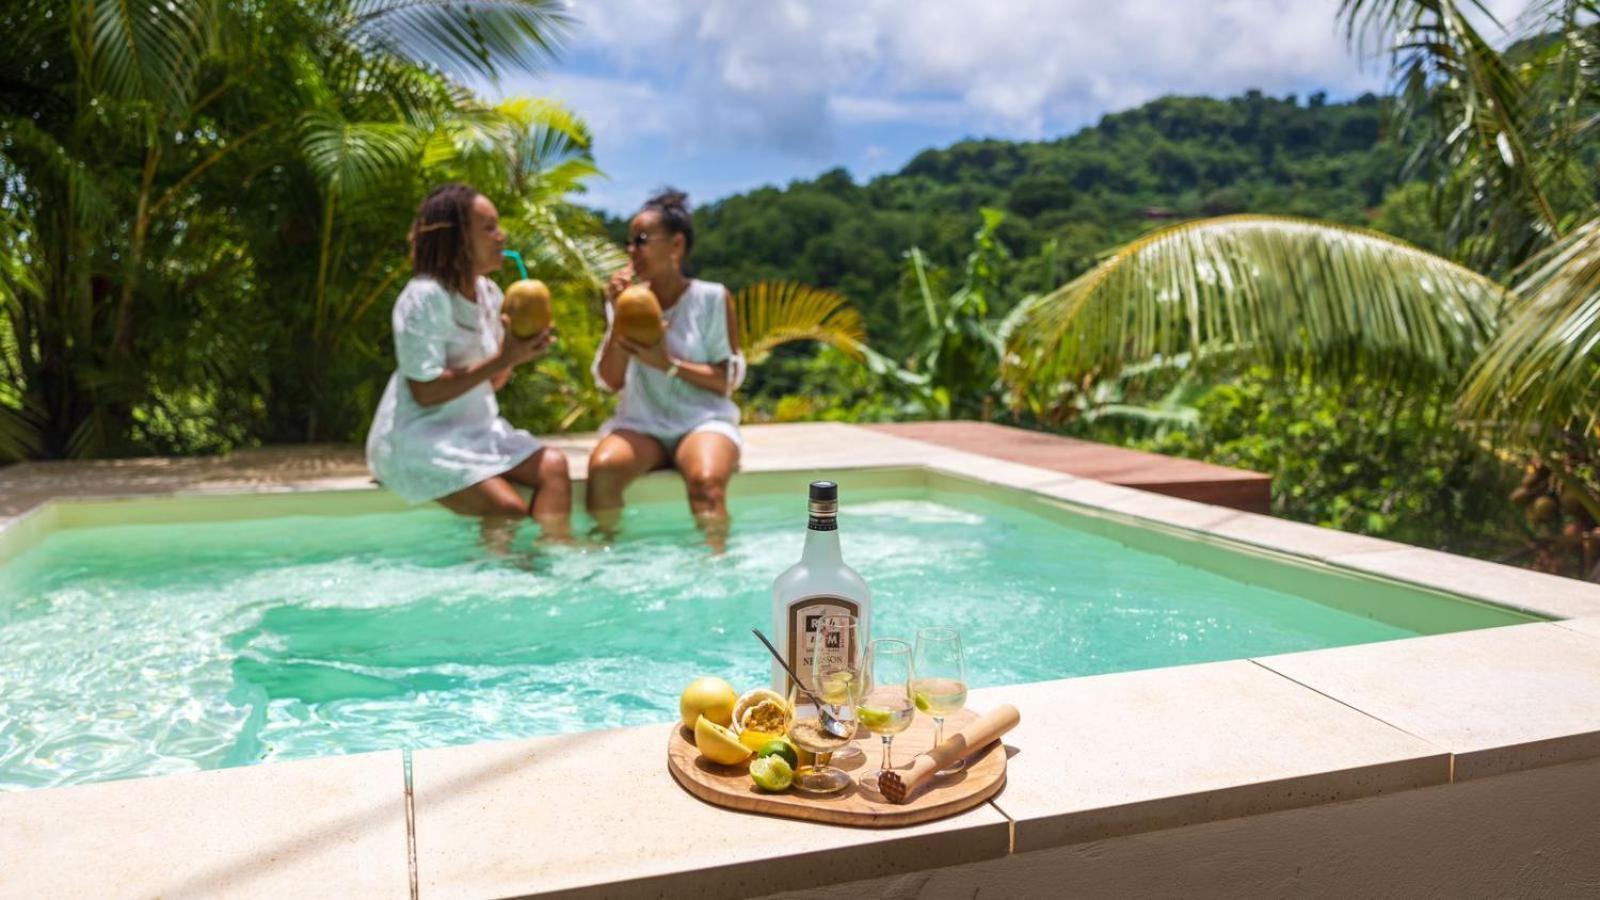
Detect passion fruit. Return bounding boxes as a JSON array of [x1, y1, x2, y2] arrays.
[[731, 688, 792, 751], [615, 284, 664, 346], [503, 279, 552, 338]]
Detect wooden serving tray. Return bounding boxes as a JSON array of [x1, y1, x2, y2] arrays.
[[667, 707, 1007, 828]]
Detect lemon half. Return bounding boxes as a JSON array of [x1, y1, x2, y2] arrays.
[[694, 715, 752, 766]]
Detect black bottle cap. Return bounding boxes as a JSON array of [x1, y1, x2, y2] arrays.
[[809, 481, 838, 502]]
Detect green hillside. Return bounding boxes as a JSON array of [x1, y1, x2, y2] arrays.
[[683, 90, 1413, 343]]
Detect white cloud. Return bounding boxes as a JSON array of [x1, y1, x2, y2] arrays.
[[495, 0, 1538, 208], [545, 0, 1435, 149]]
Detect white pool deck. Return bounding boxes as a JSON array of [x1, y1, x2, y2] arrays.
[[3, 422, 1600, 898]]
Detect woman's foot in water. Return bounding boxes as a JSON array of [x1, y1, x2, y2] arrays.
[[695, 511, 730, 555]]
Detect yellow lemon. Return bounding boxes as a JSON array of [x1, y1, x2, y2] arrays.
[[679, 677, 737, 729], [694, 715, 752, 766]]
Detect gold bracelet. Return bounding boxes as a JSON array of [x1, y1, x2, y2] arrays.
[[664, 361, 681, 379]]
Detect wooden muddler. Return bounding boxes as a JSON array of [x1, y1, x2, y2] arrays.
[[879, 704, 1021, 804]]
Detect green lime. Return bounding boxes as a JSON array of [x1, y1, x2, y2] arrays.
[[750, 755, 794, 792], [756, 739, 799, 769], [857, 706, 892, 730], [913, 692, 931, 713]]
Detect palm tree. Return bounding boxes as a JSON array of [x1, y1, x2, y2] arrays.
[[1003, 215, 1509, 406], [1003, 0, 1599, 568], [0, 0, 579, 457]]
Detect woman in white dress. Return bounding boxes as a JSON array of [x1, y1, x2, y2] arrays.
[[366, 183, 572, 536], [588, 190, 744, 545]]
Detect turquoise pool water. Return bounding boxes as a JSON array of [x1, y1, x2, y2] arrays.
[[0, 487, 1423, 790]]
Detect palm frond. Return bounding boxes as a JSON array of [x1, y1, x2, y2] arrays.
[[1457, 215, 1600, 443], [322, 38, 458, 126], [513, 206, 625, 292], [0, 202, 41, 307], [0, 116, 119, 228], [1004, 214, 1509, 400], [340, 0, 573, 84], [77, 0, 215, 113], [1340, 0, 1573, 270], [298, 111, 421, 195], [503, 97, 595, 197], [735, 282, 868, 366], [420, 100, 523, 171], [0, 397, 44, 463]]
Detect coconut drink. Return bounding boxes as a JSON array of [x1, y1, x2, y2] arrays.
[[502, 278, 552, 338], [615, 284, 664, 346]]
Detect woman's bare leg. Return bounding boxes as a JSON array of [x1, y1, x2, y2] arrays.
[[436, 475, 532, 554], [674, 431, 740, 552], [503, 448, 573, 540], [585, 430, 668, 537]]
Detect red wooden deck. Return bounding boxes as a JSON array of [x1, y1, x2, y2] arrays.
[[868, 421, 1272, 514]]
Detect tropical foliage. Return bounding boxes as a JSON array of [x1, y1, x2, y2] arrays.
[[6, 0, 1598, 578], [999, 0, 1600, 574], [734, 282, 866, 366], [718, 1, 1599, 574], [1002, 214, 1509, 417], [0, 0, 594, 458]]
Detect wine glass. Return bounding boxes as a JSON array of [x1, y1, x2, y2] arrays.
[[809, 614, 863, 764], [912, 627, 969, 776], [858, 638, 914, 795]]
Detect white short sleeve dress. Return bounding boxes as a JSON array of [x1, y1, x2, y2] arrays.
[[365, 276, 543, 504], [591, 278, 744, 455]]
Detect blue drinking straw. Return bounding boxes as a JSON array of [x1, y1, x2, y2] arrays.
[[503, 249, 529, 280]]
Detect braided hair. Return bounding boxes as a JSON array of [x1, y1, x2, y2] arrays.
[[410, 183, 480, 293]]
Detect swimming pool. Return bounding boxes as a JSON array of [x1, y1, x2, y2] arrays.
[[0, 468, 1534, 791]]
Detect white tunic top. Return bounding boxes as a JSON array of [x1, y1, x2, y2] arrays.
[[366, 276, 542, 504], [593, 278, 743, 446]]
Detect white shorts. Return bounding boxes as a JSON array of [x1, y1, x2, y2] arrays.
[[601, 418, 743, 459]]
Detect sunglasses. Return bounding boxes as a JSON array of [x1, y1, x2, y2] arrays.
[[626, 232, 654, 250]]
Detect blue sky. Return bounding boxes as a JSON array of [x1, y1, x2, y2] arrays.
[[490, 0, 1527, 215]]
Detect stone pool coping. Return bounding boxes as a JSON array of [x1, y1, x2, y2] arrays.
[[3, 422, 1600, 898]]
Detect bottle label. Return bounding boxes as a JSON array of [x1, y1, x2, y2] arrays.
[[785, 594, 860, 696]]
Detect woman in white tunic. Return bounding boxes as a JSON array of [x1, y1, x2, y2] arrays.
[[366, 183, 572, 535], [589, 190, 744, 546]]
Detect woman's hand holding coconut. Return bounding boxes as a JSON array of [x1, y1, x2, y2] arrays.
[[496, 316, 555, 368], [604, 264, 633, 305], [616, 332, 670, 369]]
